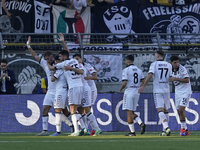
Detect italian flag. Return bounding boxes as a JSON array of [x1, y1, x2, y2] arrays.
[[52, 5, 91, 43]]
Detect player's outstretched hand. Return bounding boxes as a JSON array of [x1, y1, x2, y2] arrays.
[[58, 33, 64, 42]]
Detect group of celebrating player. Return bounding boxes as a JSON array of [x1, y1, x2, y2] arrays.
[[26, 33, 101, 136], [120, 51, 191, 136], [26, 33, 191, 137]]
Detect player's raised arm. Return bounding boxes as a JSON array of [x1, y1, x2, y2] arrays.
[[58, 33, 70, 53], [26, 36, 41, 63]]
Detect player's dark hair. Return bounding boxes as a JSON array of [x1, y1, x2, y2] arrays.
[[0, 59, 7, 64], [170, 55, 179, 62], [125, 55, 134, 62], [59, 50, 69, 58], [55, 55, 59, 61], [73, 53, 81, 58], [44, 51, 53, 57], [156, 50, 165, 57]]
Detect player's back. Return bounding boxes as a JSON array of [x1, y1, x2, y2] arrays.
[[64, 59, 83, 89], [123, 65, 144, 90], [54, 69, 68, 93], [149, 61, 172, 93]]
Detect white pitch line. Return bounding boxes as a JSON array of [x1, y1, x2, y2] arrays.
[[0, 139, 200, 143]]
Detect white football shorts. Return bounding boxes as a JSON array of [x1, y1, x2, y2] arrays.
[[91, 89, 97, 106], [153, 93, 171, 110], [68, 86, 83, 105], [54, 88, 68, 109], [81, 86, 91, 107], [43, 91, 55, 106], [175, 93, 191, 109], [122, 89, 140, 111]]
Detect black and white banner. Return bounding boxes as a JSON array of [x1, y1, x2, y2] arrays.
[[140, 1, 200, 44], [1, 0, 34, 43], [94, 0, 138, 43], [84, 54, 122, 83], [67, 43, 123, 82], [34, 1, 51, 33]]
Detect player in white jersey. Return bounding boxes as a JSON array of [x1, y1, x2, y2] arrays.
[[48, 50, 85, 136], [49, 55, 73, 136], [170, 55, 192, 136], [138, 50, 173, 136], [83, 61, 99, 136], [73, 54, 101, 136], [119, 55, 146, 136], [26, 34, 71, 136], [84, 63, 98, 106]]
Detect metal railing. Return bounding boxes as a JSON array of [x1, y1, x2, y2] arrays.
[[0, 33, 199, 93], [1, 33, 200, 55]]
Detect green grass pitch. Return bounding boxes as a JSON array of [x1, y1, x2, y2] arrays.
[[0, 131, 200, 150]]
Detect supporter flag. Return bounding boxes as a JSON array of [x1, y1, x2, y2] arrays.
[[139, 1, 200, 44], [52, 5, 91, 43], [34, 1, 51, 33], [94, 0, 139, 43], [0, 0, 34, 43]]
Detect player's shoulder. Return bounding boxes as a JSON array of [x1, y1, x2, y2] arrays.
[[179, 64, 187, 71], [66, 58, 78, 64]]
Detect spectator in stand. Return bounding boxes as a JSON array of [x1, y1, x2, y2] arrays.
[[52, 0, 94, 18], [0, 59, 16, 94], [37, 0, 54, 6], [169, 0, 196, 5], [37, 77, 48, 94]]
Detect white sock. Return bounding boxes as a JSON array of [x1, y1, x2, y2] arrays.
[[77, 113, 86, 129], [128, 123, 135, 133], [71, 114, 79, 133], [42, 116, 48, 131], [158, 112, 169, 130], [82, 113, 89, 129], [61, 114, 73, 126], [87, 112, 100, 131], [134, 116, 142, 125], [181, 121, 187, 130], [165, 113, 169, 122], [55, 113, 62, 133], [163, 113, 169, 131]]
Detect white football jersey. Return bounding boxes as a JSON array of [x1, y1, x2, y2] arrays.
[[53, 69, 68, 93], [172, 64, 192, 94], [122, 65, 144, 90], [40, 58, 56, 93], [81, 64, 89, 86], [84, 63, 97, 89], [55, 59, 83, 89], [148, 60, 172, 93]]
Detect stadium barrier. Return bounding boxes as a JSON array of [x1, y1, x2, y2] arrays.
[[0, 33, 200, 93], [0, 93, 199, 133]]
